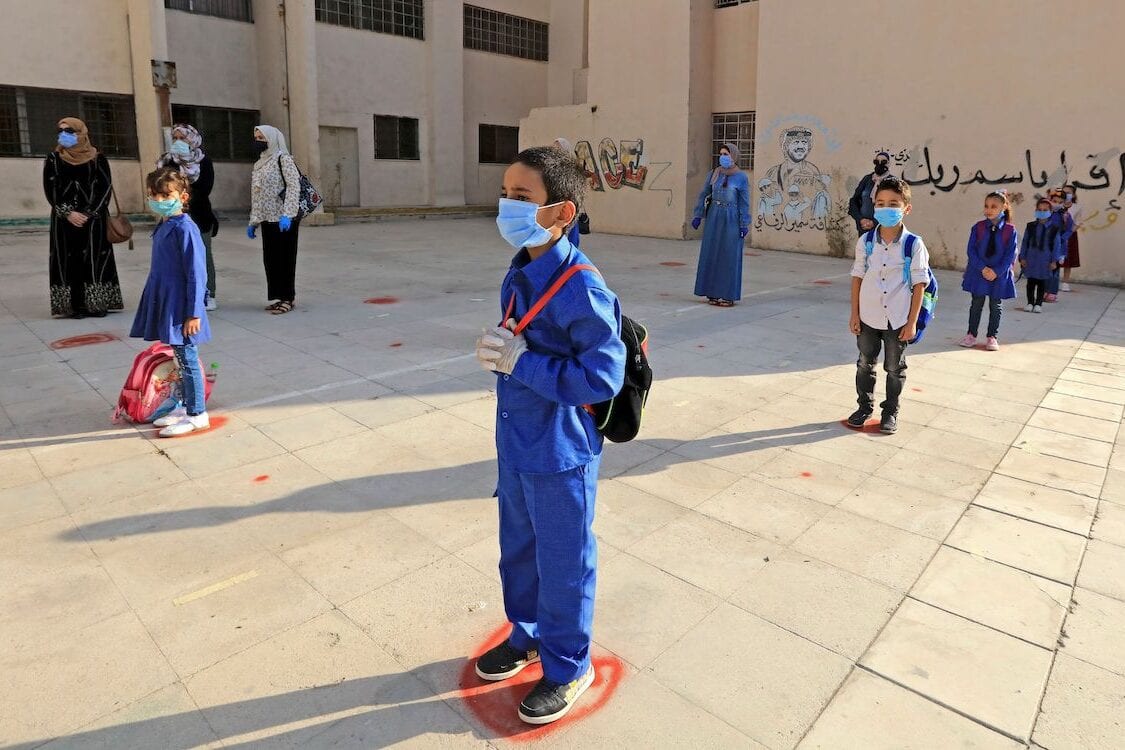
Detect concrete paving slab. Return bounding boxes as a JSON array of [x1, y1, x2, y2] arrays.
[[1027, 405, 1120, 444], [698, 478, 832, 545], [995, 446, 1107, 499], [1014, 424, 1114, 467], [0, 478, 68, 530], [1091, 498, 1125, 547], [875, 449, 992, 502], [945, 506, 1086, 584], [973, 473, 1098, 536], [617, 452, 741, 509], [1033, 654, 1125, 750], [1076, 539, 1125, 601], [1064, 587, 1125, 676], [1038, 390, 1124, 422], [861, 599, 1053, 741], [838, 476, 968, 540]]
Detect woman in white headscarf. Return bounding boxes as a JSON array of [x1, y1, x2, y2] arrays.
[[159, 124, 219, 310], [247, 125, 301, 314]]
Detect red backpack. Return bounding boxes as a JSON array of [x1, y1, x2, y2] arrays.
[[112, 343, 213, 424]]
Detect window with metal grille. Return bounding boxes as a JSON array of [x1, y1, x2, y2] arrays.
[[478, 124, 519, 165], [315, 0, 424, 39], [164, 0, 253, 22], [712, 111, 755, 170], [464, 5, 548, 62], [170, 104, 261, 162], [715, 0, 757, 8], [0, 86, 138, 159], [374, 115, 419, 160]]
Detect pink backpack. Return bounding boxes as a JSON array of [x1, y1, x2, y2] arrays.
[[113, 343, 213, 424]]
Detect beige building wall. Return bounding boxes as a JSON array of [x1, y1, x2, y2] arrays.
[[753, 0, 1125, 285]]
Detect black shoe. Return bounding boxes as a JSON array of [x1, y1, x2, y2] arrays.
[[474, 641, 539, 682], [846, 408, 872, 428], [880, 413, 898, 434], [69, 311, 87, 319], [87, 310, 107, 318], [518, 667, 595, 725]]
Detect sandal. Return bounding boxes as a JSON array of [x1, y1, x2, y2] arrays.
[[715, 299, 735, 307], [706, 298, 720, 306], [270, 300, 295, 315], [265, 300, 282, 311]]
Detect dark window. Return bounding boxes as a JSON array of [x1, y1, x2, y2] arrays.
[[0, 86, 138, 159], [712, 111, 755, 170], [715, 0, 757, 7], [315, 0, 424, 39], [464, 5, 548, 62], [170, 104, 261, 162], [374, 115, 419, 160], [478, 124, 519, 164], [164, 0, 253, 22]]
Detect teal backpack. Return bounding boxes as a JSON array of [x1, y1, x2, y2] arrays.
[[863, 229, 939, 344]]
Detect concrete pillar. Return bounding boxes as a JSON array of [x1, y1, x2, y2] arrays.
[[251, 0, 291, 141], [686, 0, 714, 232], [125, 0, 169, 196], [425, 0, 465, 206], [281, 0, 320, 186], [548, 0, 587, 106]]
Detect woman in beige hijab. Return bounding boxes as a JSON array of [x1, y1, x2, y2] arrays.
[[42, 117, 122, 317]]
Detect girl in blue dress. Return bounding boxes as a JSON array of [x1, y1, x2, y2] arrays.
[[959, 190, 1018, 351], [692, 143, 750, 306], [131, 167, 212, 437]]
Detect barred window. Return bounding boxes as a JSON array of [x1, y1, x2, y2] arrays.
[[712, 111, 755, 170], [315, 0, 424, 39], [164, 0, 253, 22], [0, 86, 138, 159], [374, 115, 419, 160], [715, 0, 757, 7], [478, 124, 519, 164], [464, 5, 548, 62], [170, 104, 261, 162]]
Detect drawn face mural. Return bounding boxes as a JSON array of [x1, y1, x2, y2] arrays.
[[757, 124, 833, 231], [784, 130, 813, 163]]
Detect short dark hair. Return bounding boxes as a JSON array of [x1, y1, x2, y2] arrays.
[[1036, 197, 1051, 209], [513, 146, 587, 210], [146, 166, 190, 198], [874, 176, 911, 204]]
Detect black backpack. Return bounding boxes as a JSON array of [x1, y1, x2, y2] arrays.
[[506, 263, 651, 443]]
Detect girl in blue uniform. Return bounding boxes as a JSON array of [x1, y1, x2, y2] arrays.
[[959, 190, 1018, 351], [691, 143, 750, 306], [1019, 198, 1062, 313], [131, 167, 212, 437]]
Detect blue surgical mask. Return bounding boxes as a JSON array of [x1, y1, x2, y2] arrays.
[[170, 140, 191, 157], [1035, 210, 1051, 220], [496, 197, 564, 249], [1064, 193, 1074, 201], [874, 207, 905, 227], [57, 131, 79, 149], [148, 197, 182, 218], [719, 154, 734, 169]]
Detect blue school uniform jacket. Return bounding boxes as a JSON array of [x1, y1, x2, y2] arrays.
[[962, 218, 1017, 299], [1048, 209, 1074, 246], [1020, 220, 1063, 280], [130, 214, 211, 346], [496, 235, 625, 474]]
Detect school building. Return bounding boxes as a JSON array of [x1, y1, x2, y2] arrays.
[[2, 0, 1123, 284]]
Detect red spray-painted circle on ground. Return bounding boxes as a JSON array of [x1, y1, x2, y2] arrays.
[[659, 261, 686, 267], [457, 624, 625, 741], [745, 251, 761, 256], [841, 419, 887, 434], [364, 296, 400, 305], [253, 475, 270, 483], [389, 341, 404, 348], [812, 279, 833, 286], [911, 387, 923, 392], [50, 332, 118, 350], [800, 471, 814, 478], [150, 414, 230, 438]]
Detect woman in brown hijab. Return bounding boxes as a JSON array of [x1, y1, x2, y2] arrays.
[[42, 117, 123, 317]]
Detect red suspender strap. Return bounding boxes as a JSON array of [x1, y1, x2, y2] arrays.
[[501, 263, 601, 334]]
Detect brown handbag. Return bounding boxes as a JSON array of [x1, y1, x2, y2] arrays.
[[106, 186, 134, 249]]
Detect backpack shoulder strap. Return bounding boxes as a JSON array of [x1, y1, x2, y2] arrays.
[[902, 233, 918, 285], [507, 263, 601, 335]]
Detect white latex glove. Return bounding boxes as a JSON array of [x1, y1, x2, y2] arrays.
[[475, 320, 527, 374]]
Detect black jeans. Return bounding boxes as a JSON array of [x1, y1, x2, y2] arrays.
[[1026, 278, 1046, 306], [261, 220, 300, 302], [968, 294, 1002, 338], [856, 322, 907, 416]]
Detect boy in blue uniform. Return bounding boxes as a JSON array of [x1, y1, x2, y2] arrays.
[[473, 147, 625, 725]]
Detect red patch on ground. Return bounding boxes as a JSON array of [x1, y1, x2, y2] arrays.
[[659, 261, 686, 267], [745, 251, 761, 256], [841, 418, 884, 434], [389, 341, 404, 348], [812, 279, 833, 285], [253, 475, 270, 483], [911, 387, 923, 392], [49, 332, 118, 350], [696, 345, 706, 349], [458, 624, 625, 741], [800, 471, 813, 478], [364, 296, 399, 305], [152, 414, 230, 438]]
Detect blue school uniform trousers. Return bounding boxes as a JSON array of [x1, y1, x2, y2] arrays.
[[495, 236, 625, 685], [1046, 211, 1074, 295]]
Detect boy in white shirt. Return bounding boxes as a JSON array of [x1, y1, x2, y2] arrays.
[[847, 177, 931, 434]]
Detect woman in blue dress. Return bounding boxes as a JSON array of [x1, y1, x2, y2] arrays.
[[691, 143, 750, 306]]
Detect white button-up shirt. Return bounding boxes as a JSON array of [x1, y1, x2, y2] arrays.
[[850, 226, 931, 330]]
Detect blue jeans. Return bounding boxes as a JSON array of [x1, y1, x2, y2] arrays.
[[172, 344, 206, 416], [1046, 266, 1061, 295], [968, 295, 1003, 338], [498, 455, 600, 684]]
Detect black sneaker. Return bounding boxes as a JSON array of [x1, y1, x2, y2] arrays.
[[474, 641, 539, 682], [846, 408, 872, 428], [880, 413, 898, 434], [518, 667, 595, 725]]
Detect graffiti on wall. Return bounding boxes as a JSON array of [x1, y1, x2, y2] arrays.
[[754, 125, 833, 231], [570, 138, 674, 204]]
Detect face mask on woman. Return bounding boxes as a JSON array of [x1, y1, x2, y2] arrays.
[[718, 154, 734, 169], [58, 131, 79, 149], [171, 140, 192, 157], [252, 140, 268, 154]]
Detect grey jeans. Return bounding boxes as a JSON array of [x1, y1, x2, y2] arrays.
[[856, 322, 907, 416]]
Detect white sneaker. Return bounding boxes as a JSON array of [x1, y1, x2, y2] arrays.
[[1033, 305, 1043, 313], [152, 407, 187, 427], [159, 413, 210, 438], [1061, 283, 1072, 292], [205, 297, 218, 311], [1024, 303, 1035, 312]]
